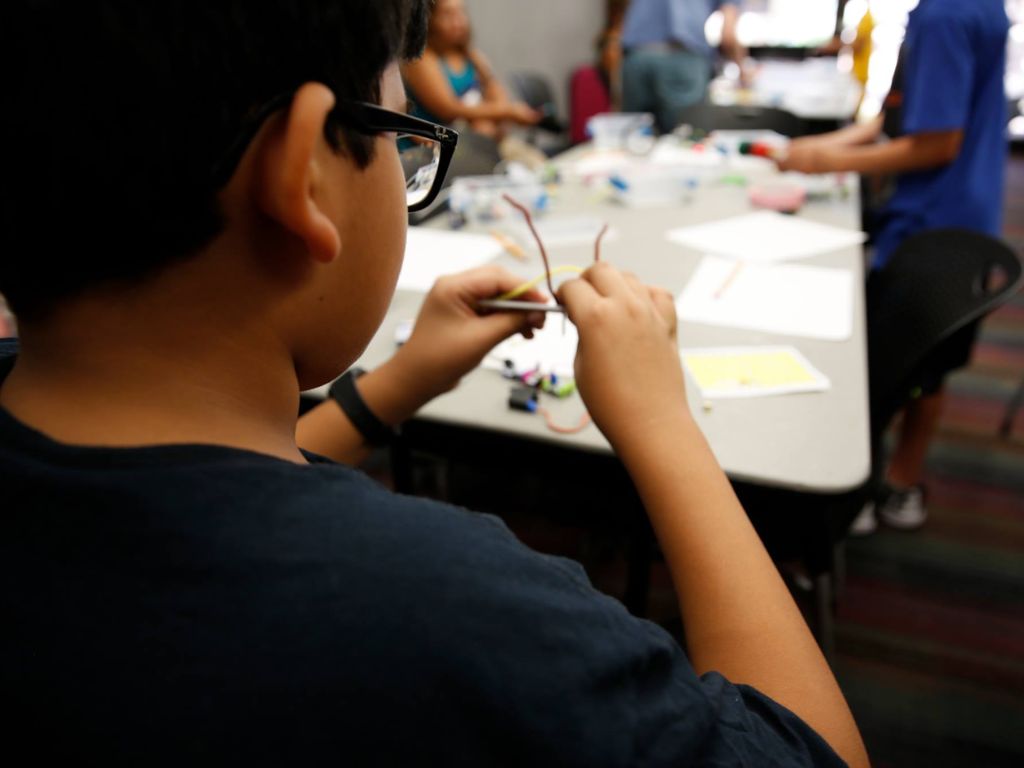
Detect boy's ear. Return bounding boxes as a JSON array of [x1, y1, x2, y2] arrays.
[[254, 82, 342, 264]]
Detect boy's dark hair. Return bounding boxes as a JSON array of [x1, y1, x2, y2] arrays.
[[0, 1, 431, 321]]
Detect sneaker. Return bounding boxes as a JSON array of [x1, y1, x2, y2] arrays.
[[849, 501, 878, 536], [877, 485, 928, 530]]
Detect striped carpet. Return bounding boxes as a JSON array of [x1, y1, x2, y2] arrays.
[[832, 150, 1024, 768]]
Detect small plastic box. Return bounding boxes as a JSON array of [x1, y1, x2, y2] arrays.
[[449, 175, 548, 225]]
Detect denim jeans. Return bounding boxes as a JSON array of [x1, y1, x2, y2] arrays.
[[622, 48, 711, 133]]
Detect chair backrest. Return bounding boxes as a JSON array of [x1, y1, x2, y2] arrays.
[[866, 229, 1023, 435], [569, 65, 612, 145], [507, 71, 565, 134], [508, 71, 556, 112], [674, 103, 805, 137]]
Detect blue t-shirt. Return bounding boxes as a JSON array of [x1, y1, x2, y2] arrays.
[[621, 0, 726, 59], [0, 340, 844, 766], [873, 0, 1009, 267]]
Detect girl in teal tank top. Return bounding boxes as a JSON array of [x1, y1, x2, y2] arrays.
[[402, 0, 540, 140]]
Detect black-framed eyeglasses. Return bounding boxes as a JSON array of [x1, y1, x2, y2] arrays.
[[211, 92, 459, 212]]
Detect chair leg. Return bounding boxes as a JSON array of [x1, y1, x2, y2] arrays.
[[834, 541, 847, 599], [389, 437, 415, 495], [813, 572, 836, 665], [1000, 374, 1024, 438]]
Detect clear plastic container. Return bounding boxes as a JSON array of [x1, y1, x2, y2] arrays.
[[586, 113, 656, 152], [448, 175, 548, 226], [608, 165, 701, 207]]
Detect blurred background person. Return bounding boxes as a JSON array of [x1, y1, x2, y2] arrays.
[[402, 0, 542, 140], [620, 0, 745, 132]]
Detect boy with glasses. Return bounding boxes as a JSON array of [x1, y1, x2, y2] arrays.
[[0, 2, 866, 765]]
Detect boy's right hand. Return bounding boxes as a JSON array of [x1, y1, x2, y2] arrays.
[[557, 263, 691, 452]]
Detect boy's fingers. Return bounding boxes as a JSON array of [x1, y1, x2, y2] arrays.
[[581, 262, 631, 300], [622, 271, 648, 300], [557, 277, 600, 322], [474, 307, 545, 346], [649, 286, 678, 336]]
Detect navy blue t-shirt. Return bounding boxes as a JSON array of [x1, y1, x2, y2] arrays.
[[873, 0, 1009, 267], [0, 339, 843, 766]]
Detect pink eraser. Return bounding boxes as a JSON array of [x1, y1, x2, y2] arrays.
[[748, 183, 807, 213]]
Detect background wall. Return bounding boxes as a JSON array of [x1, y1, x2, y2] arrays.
[[464, 0, 606, 119]]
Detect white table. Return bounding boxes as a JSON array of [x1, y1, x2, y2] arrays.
[[349, 153, 871, 494], [710, 58, 863, 123]]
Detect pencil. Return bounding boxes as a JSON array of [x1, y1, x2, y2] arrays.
[[714, 261, 745, 300], [490, 230, 528, 261]]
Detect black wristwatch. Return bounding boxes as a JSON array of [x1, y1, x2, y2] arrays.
[[328, 367, 399, 447]]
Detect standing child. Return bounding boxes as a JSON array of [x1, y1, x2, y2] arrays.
[[779, 0, 1011, 532]]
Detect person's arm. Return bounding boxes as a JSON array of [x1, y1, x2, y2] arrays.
[[469, 49, 510, 106], [558, 263, 869, 768], [401, 52, 540, 126], [296, 266, 547, 465], [779, 126, 963, 175], [793, 114, 884, 151], [719, 3, 746, 65]]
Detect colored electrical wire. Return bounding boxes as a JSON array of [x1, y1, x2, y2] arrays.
[[594, 223, 609, 263], [539, 407, 591, 435]]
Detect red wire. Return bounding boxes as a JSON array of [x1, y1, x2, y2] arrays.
[[539, 407, 591, 435]]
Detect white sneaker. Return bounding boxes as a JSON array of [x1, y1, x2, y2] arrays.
[[877, 485, 928, 530], [849, 501, 878, 536]]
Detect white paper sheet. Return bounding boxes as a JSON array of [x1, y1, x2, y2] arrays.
[[397, 228, 504, 292], [483, 319, 578, 379], [676, 256, 854, 341], [666, 210, 866, 262], [681, 346, 831, 399]]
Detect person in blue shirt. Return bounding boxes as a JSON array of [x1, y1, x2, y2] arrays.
[[620, 0, 745, 132], [402, 0, 541, 140], [778, 0, 1010, 533]]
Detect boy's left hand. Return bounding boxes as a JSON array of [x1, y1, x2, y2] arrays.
[[389, 265, 548, 403]]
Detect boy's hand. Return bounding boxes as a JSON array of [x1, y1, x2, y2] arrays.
[[390, 265, 547, 403], [557, 263, 690, 452]]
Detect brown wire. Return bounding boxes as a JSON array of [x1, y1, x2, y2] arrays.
[[501, 194, 608, 303], [594, 223, 609, 263], [502, 194, 557, 298]]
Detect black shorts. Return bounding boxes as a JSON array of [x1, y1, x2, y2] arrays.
[[917, 320, 980, 395]]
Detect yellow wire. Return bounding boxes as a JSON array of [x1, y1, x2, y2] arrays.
[[498, 265, 585, 300]]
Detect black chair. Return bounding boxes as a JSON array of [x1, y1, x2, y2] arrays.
[[673, 102, 806, 138], [738, 230, 1022, 658], [507, 71, 570, 155], [507, 71, 565, 133], [866, 230, 1023, 446]]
